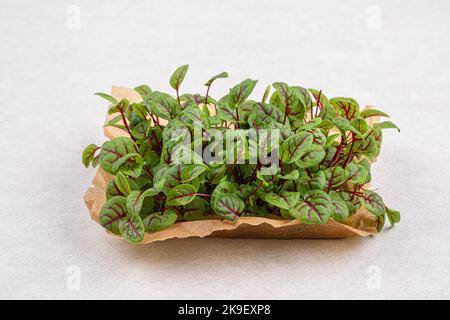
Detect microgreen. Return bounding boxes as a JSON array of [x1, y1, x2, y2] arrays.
[[83, 64, 400, 243]]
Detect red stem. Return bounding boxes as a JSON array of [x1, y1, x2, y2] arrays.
[[314, 90, 322, 117], [244, 180, 263, 205], [176, 89, 181, 107], [120, 110, 136, 142], [343, 133, 355, 167]]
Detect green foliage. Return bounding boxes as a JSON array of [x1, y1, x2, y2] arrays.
[[84, 65, 401, 242], [170, 64, 189, 91]]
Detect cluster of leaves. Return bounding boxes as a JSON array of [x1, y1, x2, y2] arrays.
[[83, 64, 400, 243]]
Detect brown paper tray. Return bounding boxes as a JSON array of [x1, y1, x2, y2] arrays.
[[83, 86, 378, 243]]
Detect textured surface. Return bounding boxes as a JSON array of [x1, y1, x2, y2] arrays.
[[0, 0, 449, 299]]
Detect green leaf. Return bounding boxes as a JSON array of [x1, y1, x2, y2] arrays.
[[344, 163, 368, 185], [149, 92, 180, 120], [262, 85, 271, 103], [308, 128, 326, 147], [329, 191, 349, 221], [204, 72, 228, 86], [330, 97, 359, 120], [373, 121, 400, 132], [332, 117, 363, 138], [360, 108, 389, 118], [180, 164, 208, 182], [212, 181, 237, 198], [291, 86, 312, 110], [211, 193, 244, 221], [107, 98, 129, 115], [296, 145, 326, 168], [134, 85, 152, 98], [227, 79, 258, 108], [375, 212, 386, 232], [273, 83, 306, 125], [358, 158, 372, 184], [119, 214, 145, 243], [352, 117, 369, 134], [338, 191, 361, 215], [99, 137, 137, 175], [323, 167, 346, 189], [264, 191, 300, 210], [82, 144, 99, 168], [297, 171, 326, 195], [126, 187, 160, 215], [288, 190, 332, 224], [184, 197, 208, 220], [143, 210, 178, 232], [105, 115, 125, 130], [100, 137, 144, 177], [99, 196, 128, 235], [279, 132, 313, 164], [147, 179, 166, 196], [360, 190, 385, 216], [91, 155, 100, 168], [110, 152, 145, 178], [95, 92, 117, 105], [106, 179, 138, 200], [325, 134, 340, 148], [386, 207, 401, 226], [273, 82, 295, 112], [170, 64, 189, 90], [114, 172, 131, 195], [131, 103, 148, 120], [166, 184, 197, 206], [278, 170, 299, 180]]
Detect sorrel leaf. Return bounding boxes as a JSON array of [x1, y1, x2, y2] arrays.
[[264, 191, 300, 210], [212, 194, 244, 221], [360, 190, 385, 216], [344, 163, 368, 185], [119, 214, 145, 243], [166, 184, 197, 206], [184, 197, 208, 220], [99, 196, 128, 235], [360, 108, 389, 118], [82, 144, 99, 168], [114, 172, 131, 195], [134, 85, 152, 98], [386, 207, 401, 226], [373, 121, 400, 132], [205, 72, 228, 87], [329, 191, 349, 221], [99, 137, 137, 175], [289, 190, 332, 224], [330, 97, 359, 120], [126, 188, 157, 215], [143, 210, 178, 232], [279, 132, 313, 164], [170, 64, 189, 90], [95, 92, 117, 105], [323, 167, 346, 190], [227, 79, 257, 108], [296, 144, 325, 168]]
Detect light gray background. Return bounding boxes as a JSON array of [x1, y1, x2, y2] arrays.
[[1, 0, 449, 299]]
